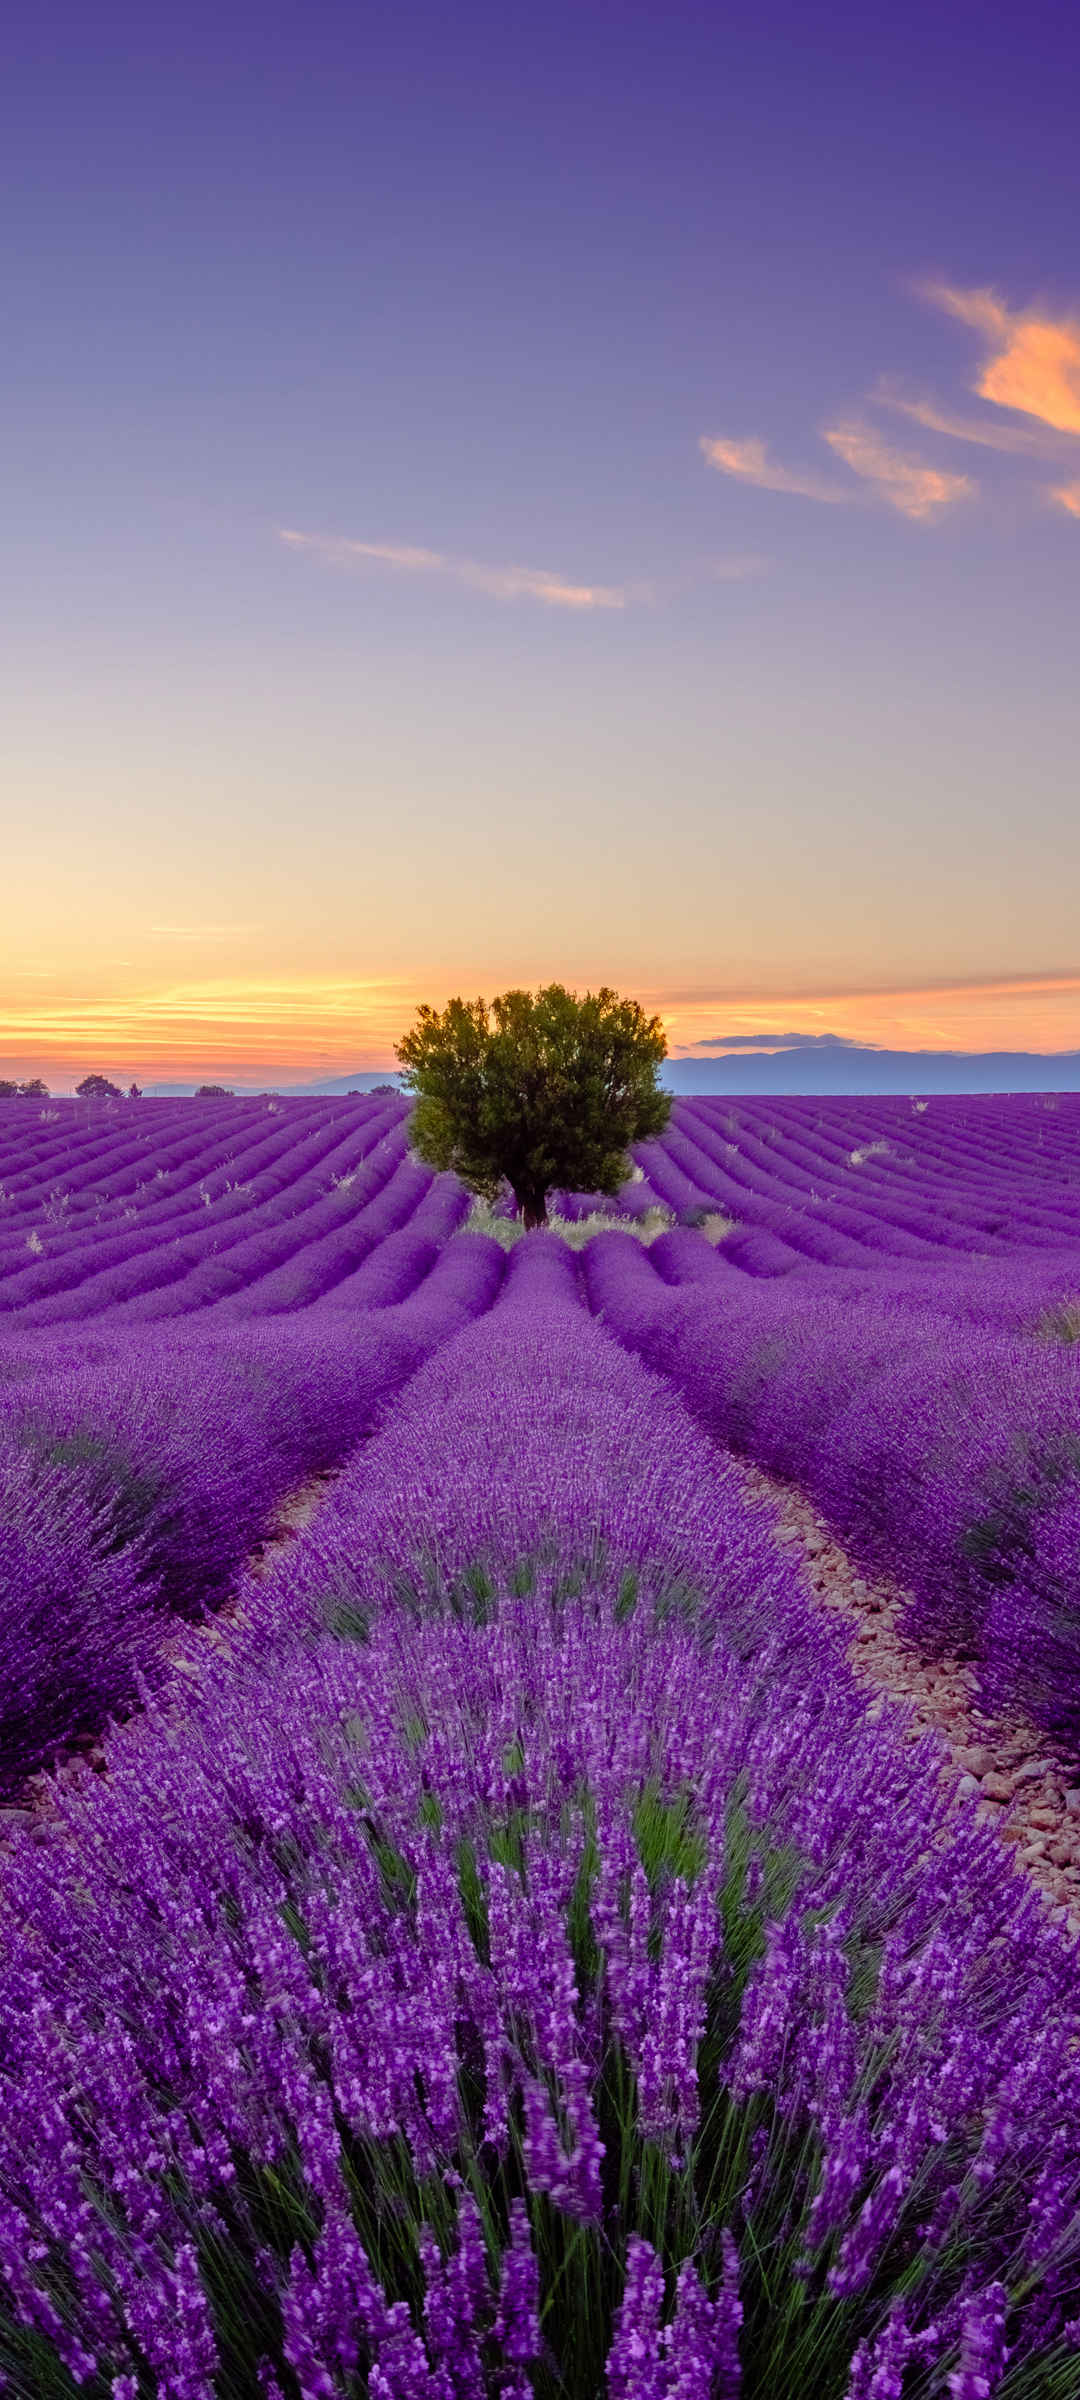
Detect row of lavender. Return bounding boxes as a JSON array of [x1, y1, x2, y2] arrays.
[[2, 1251, 1077, 2395], [3, 1090, 1078, 1778], [5, 1221, 1079, 1790], [4, 1095, 1080, 1330], [0, 1096, 468, 1325], [582, 1229, 1080, 1749], [611, 1096, 1080, 1273], [0, 1237, 503, 1793]]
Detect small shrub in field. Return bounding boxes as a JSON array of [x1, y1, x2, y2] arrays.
[[1035, 1299, 1080, 1344]]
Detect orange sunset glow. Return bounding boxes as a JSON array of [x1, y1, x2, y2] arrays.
[[4, 970, 1080, 1089]]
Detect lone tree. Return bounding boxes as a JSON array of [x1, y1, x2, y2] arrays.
[[76, 1074, 122, 1100], [396, 984, 670, 1229]]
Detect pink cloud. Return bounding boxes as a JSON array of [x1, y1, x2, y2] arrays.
[[920, 282, 1080, 437], [278, 529, 627, 611], [822, 421, 975, 520], [699, 434, 848, 504]]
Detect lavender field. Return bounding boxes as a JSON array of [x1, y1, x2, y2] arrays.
[[2, 1090, 1080, 2397]]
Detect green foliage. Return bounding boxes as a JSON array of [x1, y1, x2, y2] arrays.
[[396, 984, 671, 1226], [194, 1083, 236, 1099], [75, 1074, 122, 1099]]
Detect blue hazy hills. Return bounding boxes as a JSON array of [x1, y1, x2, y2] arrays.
[[140, 1040, 1080, 1098]]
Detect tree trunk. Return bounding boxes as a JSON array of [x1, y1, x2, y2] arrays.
[[515, 1189, 548, 1230]]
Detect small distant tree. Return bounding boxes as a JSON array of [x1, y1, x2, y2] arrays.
[[18, 1079, 49, 1099], [127, 1083, 142, 1100], [396, 984, 670, 1229], [76, 1074, 122, 1100], [194, 1084, 235, 1099]]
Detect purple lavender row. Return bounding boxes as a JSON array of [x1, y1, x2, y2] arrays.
[[582, 1230, 1080, 1748], [646, 1098, 1080, 1261], [0, 1096, 337, 1240], [0, 1101, 409, 1321], [0, 1254, 1076, 2395], [658, 1100, 1080, 1265], [108, 1121, 421, 1323], [0, 1099, 380, 1265], [0, 1234, 505, 1795]]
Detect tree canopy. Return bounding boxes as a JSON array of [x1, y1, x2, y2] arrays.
[[0, 1079, 50, 1099], [396, 984, 670, 1227], [75, 1075, 122, 1100]]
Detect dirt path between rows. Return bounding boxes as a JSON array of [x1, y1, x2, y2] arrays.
[[740, 1459, 1080, 1936]]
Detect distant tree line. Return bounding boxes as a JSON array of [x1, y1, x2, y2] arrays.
[[75, 1076, 144, 1100], [1, 1076, 242, 1101]]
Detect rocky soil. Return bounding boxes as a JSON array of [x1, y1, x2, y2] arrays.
[[743, 1460, 1080, 1937]]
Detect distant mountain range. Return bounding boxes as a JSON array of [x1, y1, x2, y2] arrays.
[[663, 1041, 1080, 1094], [137, 1047, 1080, 1098]]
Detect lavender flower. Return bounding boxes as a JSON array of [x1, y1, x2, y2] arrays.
[[0, 1165, 1075, 2395]]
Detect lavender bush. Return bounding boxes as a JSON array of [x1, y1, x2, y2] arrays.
[[0, 1235, 506, 1792], [2, 1091, 1078, 1755], [1, 1288, 1078, 2395], [582, 1227, 1080, 1746]]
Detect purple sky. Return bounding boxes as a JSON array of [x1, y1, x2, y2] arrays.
[[4, 0, 1080, 1082]]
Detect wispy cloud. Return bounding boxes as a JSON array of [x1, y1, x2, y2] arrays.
[[0, 977, 413, 1082], [661, 971, 1080, 1009], [873, 379, 1073, 458], [655, 971, 1080, 1060], [151, 923, 262, 941], [689, 1031, 873, 1052], [919, 282, 1080, 437], [701, 425, 972, 523], [822, 421, 975, 520], [699, 435, 848, 504], [1050, 480, 1080, 518], [279, 529, 628, 611]]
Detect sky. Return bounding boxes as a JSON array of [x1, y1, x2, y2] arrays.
[[3, 0, 1080, 1086]]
